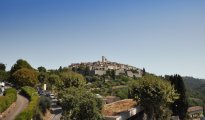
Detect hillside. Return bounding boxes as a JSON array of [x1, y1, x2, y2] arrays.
[[183, 76, 205, 106]]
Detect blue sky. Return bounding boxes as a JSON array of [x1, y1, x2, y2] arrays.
[[0, 0, 205, 78]]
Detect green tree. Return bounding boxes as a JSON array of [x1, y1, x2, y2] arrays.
[[62, 67, 70, 72], [38, 66, 46, 73], [106, 69, 116, 80], [10, 59, 33, 74], [12, 68, 38, 87], [74, 64, 90, 76], [142, 67, 146, 76], [111, 69, 116, 80], [71, 67, 77, 72], [59, 87, 103, 120], [47, 74, 62, 90], [168, 75, 188, 120], [0, 71, 9, 82], [60, 71, 86, 88], [38, 72, 48, 83], [58, 66, 63, 72], [0, 63, 6, 71], [130, 75, 179, 120], [78, 64, 86, 71], [84, 66, 90, 76], [39, 96, 51, 115], [0, 63, 8, 82]]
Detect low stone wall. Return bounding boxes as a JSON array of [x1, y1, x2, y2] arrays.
[[0, 102, 16, 120]]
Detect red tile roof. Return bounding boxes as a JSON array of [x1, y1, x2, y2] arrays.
[[102, 99, 138, 116]]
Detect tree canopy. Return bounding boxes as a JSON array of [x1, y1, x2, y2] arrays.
[[10, 59, 33, 74], [59, 87, 103, 120], [37, 66, 46, 73], [12, 68, 38, 87], [0, 63, 8, 82], [0, 63, 6, 71], [47, 74, 62, 91], [59, 71, 86, 88], [0, 71, 9, 82], [130, 74, 179, 120], [38, 72, 48, 83]]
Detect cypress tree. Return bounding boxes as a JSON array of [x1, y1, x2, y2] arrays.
[[168, 75, 188, 120], [142, 68, 146, 76]]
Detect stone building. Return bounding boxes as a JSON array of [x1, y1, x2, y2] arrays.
[[69, 56, 143, 78], [90, 70, 106, 76]]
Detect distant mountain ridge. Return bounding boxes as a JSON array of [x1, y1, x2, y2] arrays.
[[182, 76, 205, 106], [183, 76, 205, 92]]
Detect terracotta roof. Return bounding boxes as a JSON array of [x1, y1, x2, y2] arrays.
[[102, 99, 138, 116], [187, 106, 203, 113]]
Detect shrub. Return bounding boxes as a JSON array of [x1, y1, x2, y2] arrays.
[[15, 86, 39, 120], [114, 87, 129, 99], [39, 96, 51, 114], [0, 88, 17, 113]]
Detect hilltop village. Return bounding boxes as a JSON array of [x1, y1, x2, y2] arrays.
[[1, 59, 204, 120], [69, 56, 143, 78]]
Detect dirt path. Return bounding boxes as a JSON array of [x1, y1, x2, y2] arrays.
[[4, 94, 29, 120]]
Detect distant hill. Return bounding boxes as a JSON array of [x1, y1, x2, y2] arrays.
[[183, 76, 205, 94], [183, 76, 205, 106]]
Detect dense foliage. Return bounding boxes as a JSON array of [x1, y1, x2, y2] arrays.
[[47, 74, 62, 91], [0, 88, 17, 113], [113, 87, 129, 99], [12, 68, 38, 87], [59, 87, 103, 120], [0, 63, 6, 71], [10, 59, 33, 74], [37, 66, 46, 73], [0, 63, 8, 82], [167, 75, 188, 120], [0, 71, 9, 82], [59, 71, 86, 88], [38, 70, 86, 93], [130, 75, 179, 120], [88, 75, 134, 97], [38, 72, 48, 84], [15, 86, 39, 120]]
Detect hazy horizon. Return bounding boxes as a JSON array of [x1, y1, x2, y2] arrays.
[[1, 0, 205, 78]]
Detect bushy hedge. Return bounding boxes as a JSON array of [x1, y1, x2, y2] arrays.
[[15, 86, 39, 120], [0, 88, 17, 113]]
